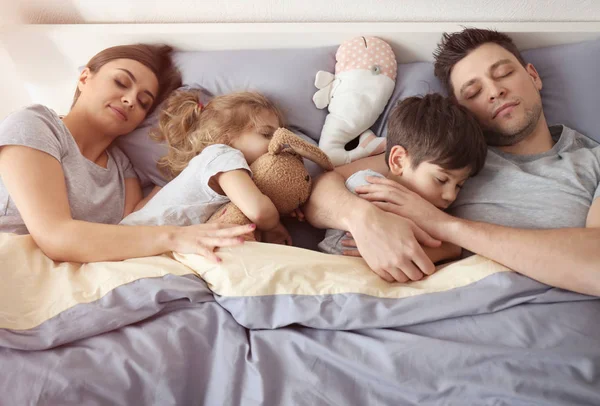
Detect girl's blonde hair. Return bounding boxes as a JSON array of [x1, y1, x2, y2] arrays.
[[154, 89, 285, 179]]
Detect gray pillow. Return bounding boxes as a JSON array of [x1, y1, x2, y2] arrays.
[[115, 47, 336, 187], [522, 38, 600, 143], [175, 47, 336, 142]]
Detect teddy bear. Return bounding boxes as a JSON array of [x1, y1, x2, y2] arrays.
[[313, 36, 398, 167], [206, 127, 334, 241]]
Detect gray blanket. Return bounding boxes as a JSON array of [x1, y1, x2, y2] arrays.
[[2, 271, 599, 406]]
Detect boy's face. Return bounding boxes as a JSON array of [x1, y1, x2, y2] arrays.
[[389, 151, 470, 209]]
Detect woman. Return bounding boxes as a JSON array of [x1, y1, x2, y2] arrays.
[[0, 44, 254, 263]]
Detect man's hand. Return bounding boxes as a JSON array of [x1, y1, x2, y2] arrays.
[[355, 176, 452, 238], [346, 205, 442, 283]]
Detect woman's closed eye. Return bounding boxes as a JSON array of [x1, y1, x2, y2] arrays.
[[465, 88, 481, 100], [114, 79, 127, 89], [138, 98, 150, 110], [114, 79, 150, 109]]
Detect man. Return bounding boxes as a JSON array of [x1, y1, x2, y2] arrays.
[[304, 28, 600, 296]]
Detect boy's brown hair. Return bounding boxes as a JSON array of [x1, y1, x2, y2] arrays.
[[385, 93, 487, 176]]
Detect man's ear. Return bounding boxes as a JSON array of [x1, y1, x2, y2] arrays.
[[388, 145, 409, 176], [525, 63, 543, 91], [77, 67, 92, 92]]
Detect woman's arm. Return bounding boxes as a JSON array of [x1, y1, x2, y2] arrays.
[[215, 169, 280, 231], [0, 146, 254, 263]]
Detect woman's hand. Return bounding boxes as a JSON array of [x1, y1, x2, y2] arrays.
[[170, 223, 257, 262]]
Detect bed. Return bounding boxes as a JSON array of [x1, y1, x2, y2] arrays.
[[1, 22, 600, 405]]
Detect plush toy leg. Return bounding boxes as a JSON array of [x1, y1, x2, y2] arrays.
[[320, 125, 386, 166], [349, 130, 386, 162]]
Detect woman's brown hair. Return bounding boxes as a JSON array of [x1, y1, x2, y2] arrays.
[[72, 43, 182, 114]]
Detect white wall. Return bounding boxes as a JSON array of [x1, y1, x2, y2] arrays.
[[2, 0, 599, 25]]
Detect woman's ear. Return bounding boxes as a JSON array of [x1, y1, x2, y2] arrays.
[[77, 67, 92, 92], [388, 145, 408, 176]]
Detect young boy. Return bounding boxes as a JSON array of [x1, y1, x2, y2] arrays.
[[318, 93, 487, 263]]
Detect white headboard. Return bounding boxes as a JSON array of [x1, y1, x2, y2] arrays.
[[2, 22, 600, 119]]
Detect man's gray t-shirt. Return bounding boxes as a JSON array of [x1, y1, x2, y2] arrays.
[[0, 105, 138, 235], [120, 144, 251, 227], [449, 125, 600, 228], [319, 169, 386, 254]]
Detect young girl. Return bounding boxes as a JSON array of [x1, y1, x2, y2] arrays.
[[121, 88, 293, 245]]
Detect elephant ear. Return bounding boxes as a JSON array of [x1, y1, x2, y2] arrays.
[[269, 128, 334, 171], [313, 70, 335, 109]]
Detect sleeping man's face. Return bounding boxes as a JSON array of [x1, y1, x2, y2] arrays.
[[449, 43, 544, 147]]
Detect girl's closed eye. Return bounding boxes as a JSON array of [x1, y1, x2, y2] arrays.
[[435, 177, 448, 184]]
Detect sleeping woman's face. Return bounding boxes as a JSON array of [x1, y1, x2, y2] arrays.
[[75, 58, 159, 137]]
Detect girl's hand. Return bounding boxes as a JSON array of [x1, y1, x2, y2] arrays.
[[170, 223, 256, 262], [289, 207, 305, 222], [261, 222, 293, 246]]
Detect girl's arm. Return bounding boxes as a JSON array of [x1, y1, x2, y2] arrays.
[[131, 185, 162, 213], [215, 169, 280, 231], [0, 146, 254, 263], [123, 177, 143, 217]]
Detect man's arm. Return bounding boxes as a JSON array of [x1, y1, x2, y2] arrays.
[[304, 160, 441, 283], [444, 213, 600, 296], [358, 178, 600, 296], [334, 153, 389, 180]]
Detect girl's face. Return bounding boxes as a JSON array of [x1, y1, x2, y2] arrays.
[[75, 58, 159, 137], [230, 110, 281, 164]]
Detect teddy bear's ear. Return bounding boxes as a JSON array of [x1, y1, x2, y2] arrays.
[[269, 128, 334, 171]]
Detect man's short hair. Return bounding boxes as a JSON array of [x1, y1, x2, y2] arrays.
[[433, 28, 526, 96]]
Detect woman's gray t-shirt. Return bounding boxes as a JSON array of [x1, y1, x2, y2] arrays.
[[0, 104, 138, 234]]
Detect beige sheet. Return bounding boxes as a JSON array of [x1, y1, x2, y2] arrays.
[[0, 234, 193, 330], [0, 233, 511, 331], [175, 242, 512, 298]]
